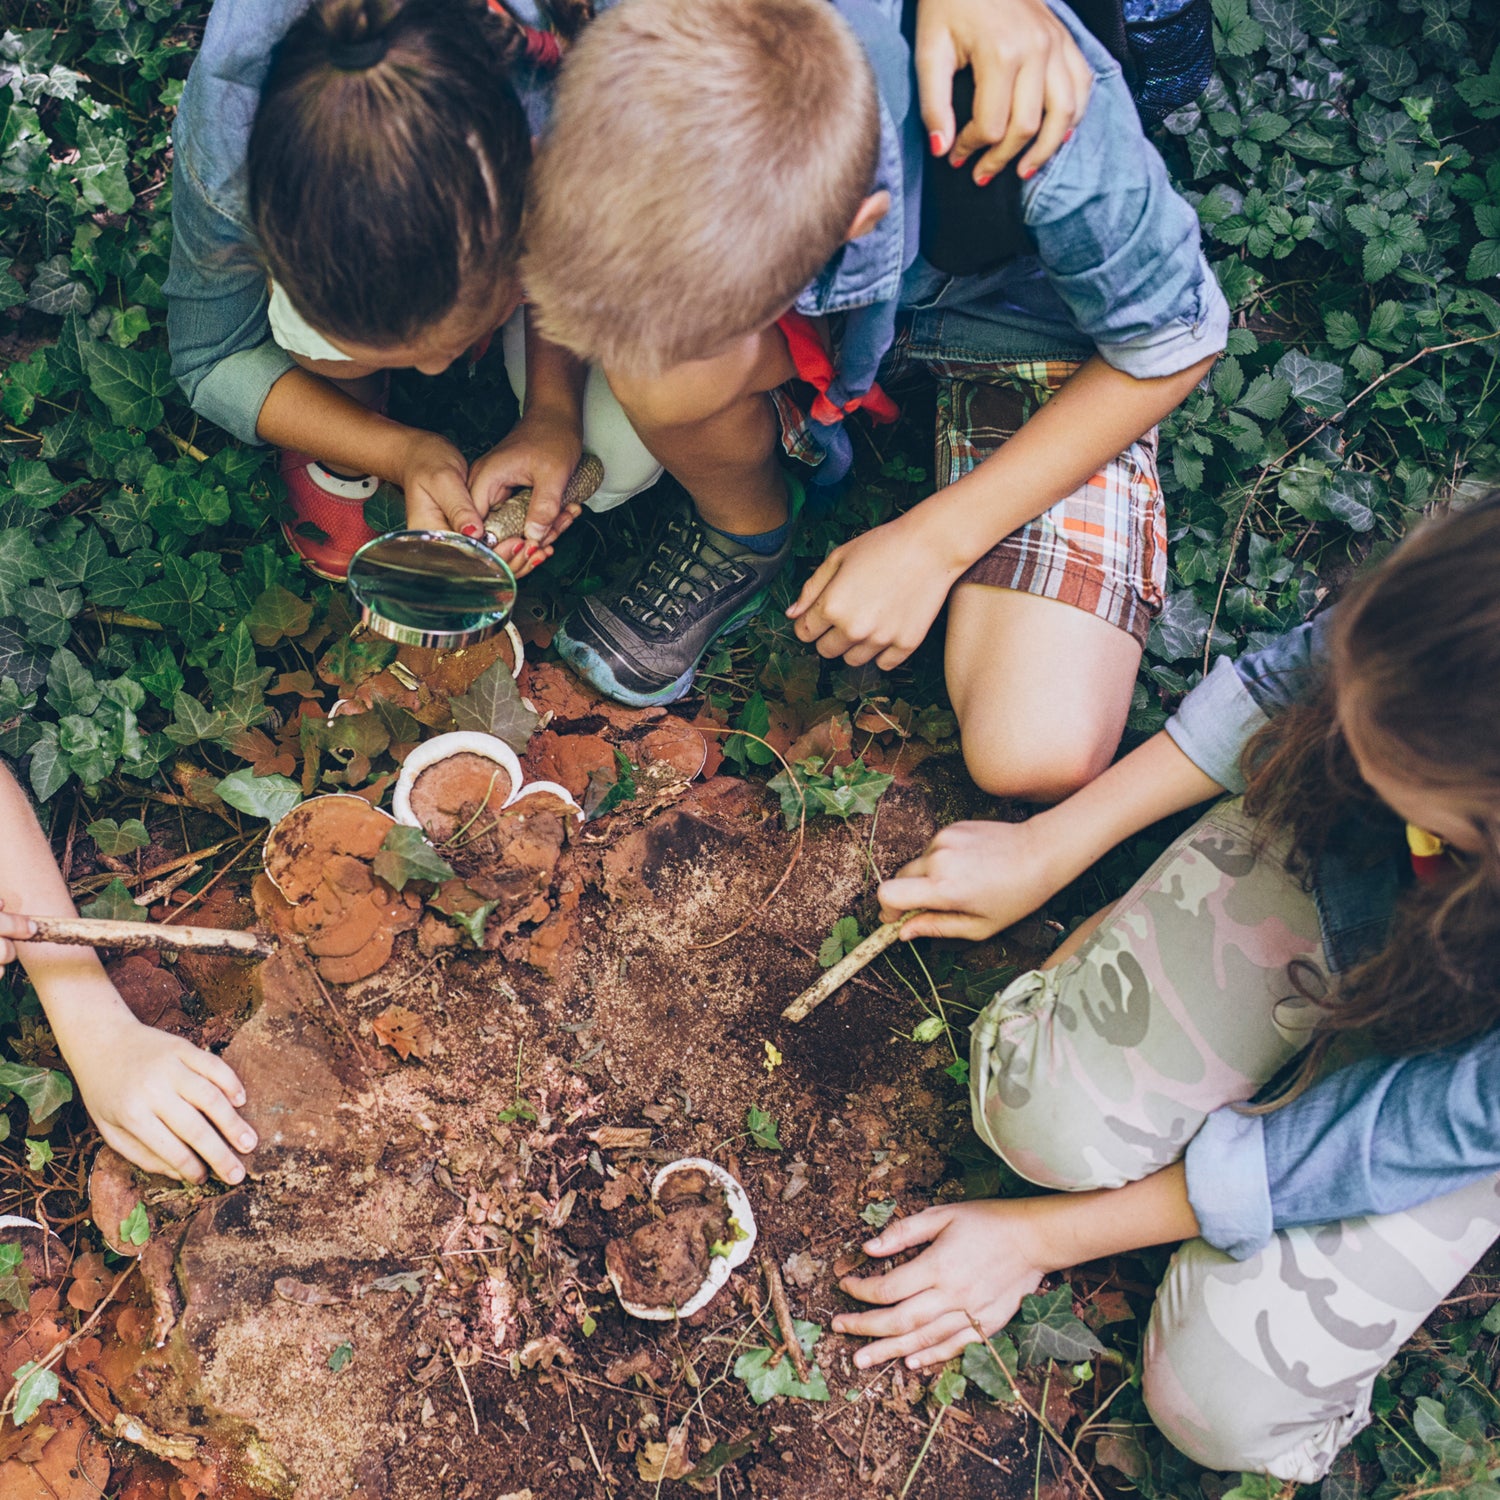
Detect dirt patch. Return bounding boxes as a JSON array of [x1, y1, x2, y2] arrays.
[[605, 1168, 731, 1311]]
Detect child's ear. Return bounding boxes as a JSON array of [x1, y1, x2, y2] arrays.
[[845, 190, 892, 243]]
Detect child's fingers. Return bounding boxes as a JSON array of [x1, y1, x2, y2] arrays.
[[539, 502, 583, 548], [864, 1204, 952, 1259], [98, 1121, 185, 1185], [421, 470, 485, 539], [875, 873, 935, 922], [951, 52, 1022, 168], [160, 1094, 246, 1186], [904, 1321, 987, 1370], [786, 552, 842, 620], [181, 1041, 248, 1112], [179, 1058, 256, 1156], [913, 25, 959, 158], [0, 910, 38, 942], [968, 64, 1044, 182]]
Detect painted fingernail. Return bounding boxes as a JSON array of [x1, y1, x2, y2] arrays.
[[1064, 128, 1075, 143], [461, 524, 480, 537], [928, 130, 946, 156], [974, 172, 993, 188], [950, 153, 969, 169], [1019, 164, 1036, 181]]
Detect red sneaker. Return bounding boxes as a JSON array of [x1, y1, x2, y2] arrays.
[[279, 450, 383, 582]]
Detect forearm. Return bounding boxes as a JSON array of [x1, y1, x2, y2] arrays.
[[1026, 1161, 1200, 1270], [522, 309, 587, 427], [1027, 729, 1226, 892], [913, 352, 1216, 569], [0, 769, 133, 1052], [256, 368, 430, 484]]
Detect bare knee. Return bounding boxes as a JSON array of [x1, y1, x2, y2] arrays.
[[960, 723, 1116, 803]]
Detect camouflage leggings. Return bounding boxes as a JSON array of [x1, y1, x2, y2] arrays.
[[970, 798, 1500, 1480]]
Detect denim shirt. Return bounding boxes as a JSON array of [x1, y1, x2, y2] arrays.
[[1164, 623, 1500, 1259], [805, 0, 1228, 395], [164, 0, 592, 445]]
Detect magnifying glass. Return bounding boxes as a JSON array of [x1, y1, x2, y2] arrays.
[[347, 530, 518, 649]]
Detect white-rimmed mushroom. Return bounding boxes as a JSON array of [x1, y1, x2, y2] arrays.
[[262, 794, 397, 904], [504, 780, 585, 819], [391, 732, 525, 828], [609, 1157, 758, 1321]]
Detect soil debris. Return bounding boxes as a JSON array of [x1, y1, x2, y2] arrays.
[[604, 1167, 730, 1310]]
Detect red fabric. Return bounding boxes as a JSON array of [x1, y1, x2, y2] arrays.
[[776, 310, 899, 426], [483, 1, 563, 67], [1411, 852, 1450, 884]]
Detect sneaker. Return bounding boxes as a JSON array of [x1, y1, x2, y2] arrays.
[[279, 450, 382, 582], [555, 476, 802, 707]]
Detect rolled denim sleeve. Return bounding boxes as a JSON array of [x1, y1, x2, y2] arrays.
[[1184, 1107, 1273, 1259], [1022, 4, 1228, 379]]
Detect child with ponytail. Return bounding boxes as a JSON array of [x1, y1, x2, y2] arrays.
[[168, 0, 1094, 580], [845, 495, 1500, 1480]]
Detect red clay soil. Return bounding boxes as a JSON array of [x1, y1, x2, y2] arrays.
[[8, 766, 1066, 1500]]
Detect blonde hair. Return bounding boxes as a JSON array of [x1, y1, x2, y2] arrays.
[[524, 0, 880, 376]]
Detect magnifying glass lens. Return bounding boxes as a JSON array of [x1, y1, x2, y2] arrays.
[[347, 531, 518, 649]]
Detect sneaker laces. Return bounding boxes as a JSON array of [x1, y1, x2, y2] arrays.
[[617, 512, 744, 634]]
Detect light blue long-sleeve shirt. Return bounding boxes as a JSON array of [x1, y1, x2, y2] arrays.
[[1163, 621, 1500, 1259]]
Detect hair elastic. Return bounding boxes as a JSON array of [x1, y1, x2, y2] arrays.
[[328, 34, 389, 69]]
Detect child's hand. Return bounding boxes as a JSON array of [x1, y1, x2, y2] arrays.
[[916, 0, 1093, 181], [834, 1200, 1050, 1369], [71, 1012, 256, 1187], [878, 819, 1061, 940], [0, 901, 36, 973], [469, 409, 587, 572], [399, 432, 484, 537], [787, 520, 963, 670]]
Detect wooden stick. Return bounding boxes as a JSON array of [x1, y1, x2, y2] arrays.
[[760, 1253, 812, 1386], [23, 916, 275, 959], [782, 913, 927, 1022]]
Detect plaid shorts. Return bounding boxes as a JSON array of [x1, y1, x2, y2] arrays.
[[774, 341, 1167, 646]]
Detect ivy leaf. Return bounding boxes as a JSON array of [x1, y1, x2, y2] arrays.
[[214, 769, 302, 822], [9, 1360, 59, 1426], [859, 1199, 897, 1229], [205, 620, 272, 726], [119, 1202, 150, 1247], [372, 825, 456, 891], [44, 647, 100, 719], [87, 817, 150, 855], [78, 877, 148, 923], [245, 584, 313, 648], [73, 116, 134, 213], [0, 1243, 29, 1314], [0, 529, 41, 615], [449, 659, 539, 753], [1413, 1396, 1478, 1468], [745, 1105, 782, 1151], [25, 254, 93, 317], [961, 1334, 1020, 1402], [82, 340, 173, 429], [0, 1061, 73, 1123], [17, 582, 82, 648], [1010, 1285, 1104, 1366], [733, 1321, 829, 1404], [931, 1364, 967, 1407], [164, 691, 227, 747], [818, 916, 861, 967], [1274, 350, 1345, 415]]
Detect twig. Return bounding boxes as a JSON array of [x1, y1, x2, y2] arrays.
[[783, 913, 928, 1022], [23, 915, 274, 958], [899, 1402, 946, 1499], [1203, 329, 1500, 675], [69, 839, 235, 896], [688, 727, 805, 951], [443, 1337, 480, 1436], [760, 1254, 811, 1385], [578, 1419, 612, 1492], [964, 1315, 1107, 1500], [306, 963, 378, 1080]]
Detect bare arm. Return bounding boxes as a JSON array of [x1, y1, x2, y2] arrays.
[[256, 367, 483, 534], [0, 768, 256, 1185], [880, 729, 1225, 940]]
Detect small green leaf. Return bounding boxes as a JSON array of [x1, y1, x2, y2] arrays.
[[911, 1015, 946, 1044], [214, 769, 302, 823], [0, 1063, 73, 1123], [328, 1341, 354, 1372], [931, 1363, 967, 1407], [87, 817, 150, 856], [962, 1334, 1020, 1402], [78, 877, 149, 923], [119, 1202, 150, 1247], [817, 915, 861, 967], [1011, 1285, 1104, 1366], [859, 1199, 897, 1230], [245, 584, 313, 649], [733, 1321, 829, 1404], [745, 1105, 782, 1151], [10, 1360, 59, 1425], [23, 1139, 53, 1173], [0, 1243, 30, 1313], [372, 825, 456, 891]]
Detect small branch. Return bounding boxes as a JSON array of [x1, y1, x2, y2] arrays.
[[24, 915, 274, 959], [760, 1254, 812, 1385], [443, 1337, 480, 1436], [783, 913, 927, 1022]]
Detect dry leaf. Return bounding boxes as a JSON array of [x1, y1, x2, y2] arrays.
[[370, 1005, 434, 1061], [66, 1252, 110, 1313], [636, 1422, 694, 1483], [518, 1335, 572, 1370], [598, 1171, 643, 1212], [782, 1251, 824, 1290], [587, 1126, 652, 1150], [273, 1277, 345, 1307]]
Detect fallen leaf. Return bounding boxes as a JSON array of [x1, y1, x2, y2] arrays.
[[636, 1423, 694, 1484], [598, 1171, 644, 1212], [229, 728, 297, 778], [274, 1277, 345, 1307], [782, 1251, 824, 1290], [587, 1126, 653, 1150], [370, 1005, 434, 1061], [66, 1252, 110, 1314], [518, 1335, 572, 1370], [605, 1349, 662, 1386]]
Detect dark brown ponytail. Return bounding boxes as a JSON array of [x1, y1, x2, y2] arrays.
[[248, 0, 532, 347]]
